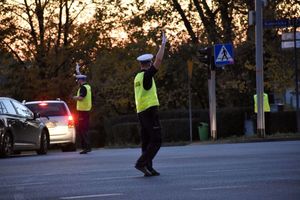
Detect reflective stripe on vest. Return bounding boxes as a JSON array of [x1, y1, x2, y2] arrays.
[[254, 93, 270, 113], [76, 84, 92, 111], [134, 72, 159, 113]]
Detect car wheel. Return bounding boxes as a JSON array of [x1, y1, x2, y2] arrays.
[[61, 143, 77, 152], [0, 132, 13, 158], [37, 130, 48, 155]]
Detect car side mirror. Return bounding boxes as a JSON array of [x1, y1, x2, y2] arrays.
[[33, 112, 40, 119]]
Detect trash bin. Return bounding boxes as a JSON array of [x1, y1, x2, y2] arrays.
[[244, 119, 254, 136], [198, 122, 209, 141]]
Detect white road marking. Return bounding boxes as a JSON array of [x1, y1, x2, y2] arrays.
[[60, 193, 123, 199], [93, 175, 141, 181], [207, 168, 252, 173], [192, 185, 248, 190], [3, 182, 47, 188], [166, 155, 201, 159]]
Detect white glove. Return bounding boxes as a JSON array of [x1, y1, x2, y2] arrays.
[[161, 31, 167, 45], [75, 63, 82, 75]]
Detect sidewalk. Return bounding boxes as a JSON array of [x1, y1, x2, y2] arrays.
[[192, 133, 300, 145]]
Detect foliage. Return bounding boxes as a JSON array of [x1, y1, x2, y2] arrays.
[[0, 0, 101, 101], [267, 111, 297, 133], [104, 108, 297, 146]]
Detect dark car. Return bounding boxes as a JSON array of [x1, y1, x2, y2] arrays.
[[0, 97, 50, 158]]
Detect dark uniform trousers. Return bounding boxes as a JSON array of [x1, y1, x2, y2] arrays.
[[77, 111, 91, 150], [136, 106, 162, 169]]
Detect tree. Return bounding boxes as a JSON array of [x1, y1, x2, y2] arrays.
[[0, 0, 100, 101], [1, 0, 299, 112]]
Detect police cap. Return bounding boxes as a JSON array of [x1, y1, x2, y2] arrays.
[[75, 74, 87, 80], [137, 54, 153, 63]]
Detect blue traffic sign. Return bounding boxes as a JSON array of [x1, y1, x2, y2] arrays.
[[263, 19, 290, 28], [214, 44, 234, 65], [263, 18, 300, 28]]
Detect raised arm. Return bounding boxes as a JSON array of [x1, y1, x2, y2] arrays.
[[75, 63, 82, 75], [153, 31, 167, 70]]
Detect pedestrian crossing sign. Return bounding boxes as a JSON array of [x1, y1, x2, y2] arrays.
[[214, 43, 234, 65]]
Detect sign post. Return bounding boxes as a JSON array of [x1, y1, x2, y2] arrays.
[[208, 70, 216, 140], [198, 44, 234, 140], [187, 60, 193, 143], [208, 44, 234, 140]]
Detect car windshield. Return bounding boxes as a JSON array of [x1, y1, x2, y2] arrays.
[[26, 103, 67, 117], [0, 100, 9, 114]]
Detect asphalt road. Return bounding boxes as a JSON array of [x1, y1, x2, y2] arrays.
[[0, 141, 300, 200]]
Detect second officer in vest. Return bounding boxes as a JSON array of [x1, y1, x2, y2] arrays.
[[73, 74, 92, 154], [134, 31, 167, 176]]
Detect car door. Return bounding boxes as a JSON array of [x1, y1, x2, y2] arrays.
[[10, 100, 41, 146], [0, 99, 24, 145]]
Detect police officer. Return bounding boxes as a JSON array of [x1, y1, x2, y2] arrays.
[[73, 73, 92, 154], [134, 31, 167, 176], [254, 93, 271, 113], [254, 93, 271, 133]]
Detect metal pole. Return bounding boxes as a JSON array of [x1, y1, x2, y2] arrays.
[[208, 78, 212, 137], [255, 0, 265, 137], [293, 20, 300, 133], [188, 75, 193, 142], [209, 70, 217, 140]]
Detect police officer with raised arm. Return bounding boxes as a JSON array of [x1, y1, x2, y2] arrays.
[[134, 31, 167, 176], [73, 64, 92, 154]]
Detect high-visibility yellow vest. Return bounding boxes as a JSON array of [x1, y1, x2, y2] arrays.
[[134, 72, 159, 113], [254, 93, 270, 113], [76, 84, 92, 111]]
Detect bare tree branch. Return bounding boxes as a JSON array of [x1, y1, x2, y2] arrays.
[[1, 40, 25, 65], [24, 0, 38, 47], [171, 0, 198, 44]]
